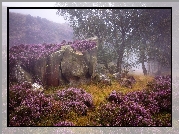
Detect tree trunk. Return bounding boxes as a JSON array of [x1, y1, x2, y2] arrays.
[[117, 55, 122, 74], [104, 62, 109, 70], [142, 62, 147, 75], [113, 11, 126, 75], [117, 42, 125, 75], [140, 45, 147, 76], [117, 30, 125, 75]]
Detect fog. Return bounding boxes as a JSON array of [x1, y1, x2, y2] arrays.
[[5, 3, 170, 75], [2, 2, 67, 24]]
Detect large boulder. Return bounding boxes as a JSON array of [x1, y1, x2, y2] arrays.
[[45, 49, 64, 86], [9, 37, 98, 87], [60, 45, 89, 86], [9, 64, 33, 84]]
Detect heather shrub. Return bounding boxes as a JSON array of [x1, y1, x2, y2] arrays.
[[125, 91, 160, 115], [103, 75, 171, 126], [47, 100, 71, 123], [9, 44, 63, 84], [97, 101, 154, 126], [71, 40, 96, 52], [108, 90, 124, 104], [108, 90, 159, 115], [9, 40, 97, 69], [115, 100, 154, 126], [97, 102, 120, 126], [9, 44, 62, 61], [8, 72, 171, 126], [66, 101, 88, 116], [146, 75, 171, 112], [9, 82, 34, 112], [108, 75, 171, 114], [54, 87, 93, 115], [9, 82, 54, 126]]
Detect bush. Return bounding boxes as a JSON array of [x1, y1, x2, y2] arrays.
[[71, 40, 96, 52], [9, 82, 53, 126], [102, 75, 171, 126], [97, 101, 154, 126], [54, 87, 93, 115], [147, 75, 171, 112]]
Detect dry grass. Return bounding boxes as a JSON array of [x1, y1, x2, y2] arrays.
[[43, 74, 154, 126], [77, 74, 153, 105]]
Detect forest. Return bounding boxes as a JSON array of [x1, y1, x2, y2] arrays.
[[8, 8, 171, 127]]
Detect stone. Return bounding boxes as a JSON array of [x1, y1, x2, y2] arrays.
[[113, 72, 121, 80], [99, 73, 111, 86], [108, 62, 117, 74], [31, 83, 44, 92], [119, 76, 136, 89], [61, 45, 89, 86], [45, 49, 64, 87], [9, 37, 99, 87], [9, 64, 33, 84]]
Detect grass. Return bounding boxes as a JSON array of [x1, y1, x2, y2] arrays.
[[42, 74, 155, 126]]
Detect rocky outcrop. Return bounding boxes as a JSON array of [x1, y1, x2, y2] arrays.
[[9, 37, 98, 87], [60, 45, 89, 86], [9, 64, 33, 84]]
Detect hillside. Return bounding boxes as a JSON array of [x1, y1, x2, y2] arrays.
[[9, 11, 74, 47]]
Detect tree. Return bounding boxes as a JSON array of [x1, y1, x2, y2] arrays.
[[56, 8, 171, 75], [128, 9, 171, 75], [57, 9, 138, 74], [149, 9, 171, 67]]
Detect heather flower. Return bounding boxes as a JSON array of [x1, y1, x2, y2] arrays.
[[97, 101, 154, 126], [9, 83, 54, 126], [108, 90, 124, 104], [54, 87, 93, 115], [102, 75, 171, 126], [71, 40, 96, 52]]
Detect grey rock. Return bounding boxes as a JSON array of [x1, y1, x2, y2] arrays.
[[10, 37, 98, 87]]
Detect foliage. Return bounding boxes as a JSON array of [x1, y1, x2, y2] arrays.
[[71, 40, 97, 52], [9, 44, 62, 69], [9, 75, 171, 126], [9, 40, 97, 67], [57, 8, 171, 75], [97, 100, 154, 126], [97, 75, 171, 126], [146, 75, 171, 112], [54, 87, 93, 115], [57, 9, 139, 74], [9, 40, 97, 84], [9, 82, 54, 126]]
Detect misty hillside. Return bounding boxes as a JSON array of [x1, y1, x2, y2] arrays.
[[9, 11, 74, 47]]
